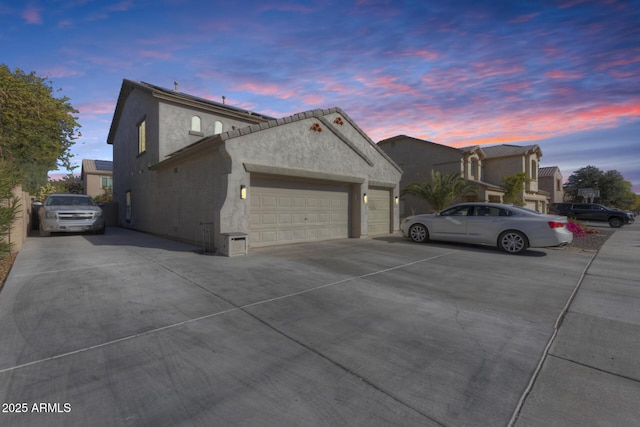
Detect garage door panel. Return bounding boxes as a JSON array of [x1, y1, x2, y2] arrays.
[[250, 178, 350, 248], [262, 196, 278, 207], [368, 188, 391, 236]]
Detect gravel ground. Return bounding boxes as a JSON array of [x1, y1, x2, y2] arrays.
[[562, 227, 615, 253]]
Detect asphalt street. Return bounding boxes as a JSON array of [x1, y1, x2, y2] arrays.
[[0, 222, 638, 426]]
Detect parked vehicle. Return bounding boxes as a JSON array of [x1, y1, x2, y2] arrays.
[[549, 203, 634, 228], [401, 203, 573, 254], [39, 194, 105, 237]]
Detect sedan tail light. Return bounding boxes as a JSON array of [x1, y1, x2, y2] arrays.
[[548, 221, 566, 228]]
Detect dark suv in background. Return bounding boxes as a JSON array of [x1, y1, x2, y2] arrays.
[[549, 203, 634, 228]]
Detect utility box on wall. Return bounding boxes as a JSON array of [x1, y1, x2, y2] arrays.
[[221, 232, 248, 257]]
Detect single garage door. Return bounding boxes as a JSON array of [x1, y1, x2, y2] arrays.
[[250, 177, 350, 247], [368, 187, 391, 235]]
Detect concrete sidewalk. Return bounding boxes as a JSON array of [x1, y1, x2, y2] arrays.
[[513, 221, 640, 426]]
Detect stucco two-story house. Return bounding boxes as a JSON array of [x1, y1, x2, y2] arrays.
[[377, 135, 549, 216], [81, 159, 113, 198], [106, 80, 402, 255], [538, 166, 565, 205]]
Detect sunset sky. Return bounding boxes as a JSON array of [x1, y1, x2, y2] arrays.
[[1, 0, 638, 191]]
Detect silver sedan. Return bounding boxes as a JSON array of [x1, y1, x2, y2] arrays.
[[400, 203, 573, 254]]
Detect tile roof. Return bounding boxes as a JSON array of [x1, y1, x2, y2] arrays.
[[478, 144, 541, 158], [538, 166, 560, 177]]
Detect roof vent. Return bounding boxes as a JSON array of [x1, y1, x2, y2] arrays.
[[174, 81, 179, 91]]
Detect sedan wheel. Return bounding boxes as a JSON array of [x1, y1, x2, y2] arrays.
[[499, 230, 527, 254], [409, 224, 429, 243]]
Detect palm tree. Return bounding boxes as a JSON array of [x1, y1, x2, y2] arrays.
[[401, 170, 477, 212]]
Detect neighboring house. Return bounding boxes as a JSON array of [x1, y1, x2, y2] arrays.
[[538, 166, 565, 206], [81, 159, 113, 198], [107, 80, 402, 255], [377, 135, 549, 216]]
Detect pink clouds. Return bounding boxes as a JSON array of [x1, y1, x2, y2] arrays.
[[358, 89, 640, 150], [545, 70, 584, 79], [392, 48, 442, 61], [301, 93, 325, 106], [77, 101, 115, 116], [231, 82, 298, 100], [499, 81, 532, 92], [21, 6, 41, 24], [355, 74, 417, 96], [472, 61, 525, 79]]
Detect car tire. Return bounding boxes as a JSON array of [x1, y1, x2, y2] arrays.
[[409, 224, 429, 243], [608, 217, 623, 228], [96, 228, 105, 235], [498, 230, 528, 254]]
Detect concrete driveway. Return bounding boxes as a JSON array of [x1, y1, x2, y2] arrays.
[[0, 228, 594, 426]]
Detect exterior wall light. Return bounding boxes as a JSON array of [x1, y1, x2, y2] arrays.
[[240, 185, 247, 200], [395, 196, 399, 205], [363, 193, 368, 204]]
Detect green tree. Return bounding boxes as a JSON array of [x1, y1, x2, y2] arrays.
[[502, 172, 530, 206], [0, 65, 81, 192], [94, 187, 113, 203], [633, 194, 640, 212], [34, 182, 59, 201], [401, 171, 477, 211], [564, 166, 634, 209], [53, 174, 83, 194], [599, 170, 635, 209]]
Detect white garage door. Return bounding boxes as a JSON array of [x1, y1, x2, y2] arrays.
[[368, 187, 391, 235], [250, 177, 350, 247]]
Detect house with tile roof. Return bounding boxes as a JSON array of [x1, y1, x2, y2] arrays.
[[538, 166, 565, 205], [378, 135, 549, 216], [81, 159, 113, 198], [107, 80, 402, 255]]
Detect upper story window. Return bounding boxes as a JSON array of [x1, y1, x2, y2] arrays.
[[191, 116, 202, 133], [531, 160, 537, 180], [138, 118, 146, 154], [214, 120, 223, 135], [189, 116, 204, 137], [470, 158, 478, 180], [100, 176, 113, 189], [556, 179, 561, 191]]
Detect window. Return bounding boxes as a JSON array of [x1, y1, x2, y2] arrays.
[[100, 176, 113, 189], [472, 206, 512, 216], [214, 120, 223, 135], [440, 206, 471, 216], [138, 119, 146, 154], [556, 179, 561, 191], [531, 160, 537, 180], [470, 158, 478, 179], [191, 116, 201, 133], [125, 191, 132, 223]]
